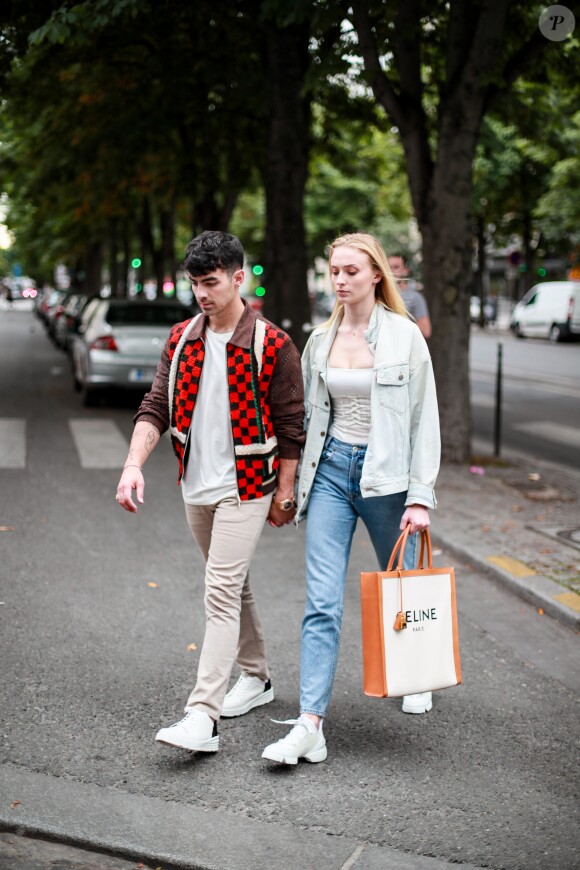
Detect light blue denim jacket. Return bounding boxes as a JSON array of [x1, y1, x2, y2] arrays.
[[296, 303, 440, 521]]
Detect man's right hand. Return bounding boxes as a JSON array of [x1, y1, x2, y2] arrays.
[[116, 466, 145, 513]]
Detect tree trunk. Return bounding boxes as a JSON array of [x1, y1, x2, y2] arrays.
[[191, 190, 240, 239], [160, 199, 176, 289], [522, 208, 534, 295], [422, 213, 472, 463], [121, 222, 130, 297], [83, 242, 103, 296], [262, 19, 312, 350], [109, 220, 121, 298], [475, 214, 487, 327]]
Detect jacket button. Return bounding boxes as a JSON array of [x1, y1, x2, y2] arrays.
[[398, 373, 404, 380], [320, 431, 325, 436], [312, 461, 316, 467], [324, 401, 329, 406]]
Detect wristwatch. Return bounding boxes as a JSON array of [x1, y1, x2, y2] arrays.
[[274, 498, 296, 511]]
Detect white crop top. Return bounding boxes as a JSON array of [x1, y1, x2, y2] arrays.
[[327, 367, 373, 445]]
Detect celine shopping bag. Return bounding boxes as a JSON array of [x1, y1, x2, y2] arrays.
[[360, 526, 462, 698]]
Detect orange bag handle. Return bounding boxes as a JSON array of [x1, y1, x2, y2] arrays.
[[386, 526, 433, 571]]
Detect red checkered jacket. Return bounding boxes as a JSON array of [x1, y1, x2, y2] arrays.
[[135, 303, 305, 500]]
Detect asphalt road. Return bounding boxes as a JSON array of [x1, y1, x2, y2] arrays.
[[0, 305, 579, 870], [470, 329, 580, 467]]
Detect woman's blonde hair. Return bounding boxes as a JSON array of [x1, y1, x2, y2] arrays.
[[322, 232, 408, 329]]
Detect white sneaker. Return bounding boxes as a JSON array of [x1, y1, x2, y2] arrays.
[[261, 717, 327, 765], [155, 709, 219, 752], [401, 692, 433, 714], [221, 674, 274, 718]]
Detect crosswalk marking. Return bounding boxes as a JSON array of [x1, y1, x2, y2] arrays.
[[68, 419, 129, 469], [512, 421, 580, 450], [0, 419, 26, 468]]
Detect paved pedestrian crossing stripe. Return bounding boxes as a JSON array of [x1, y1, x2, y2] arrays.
[[68, 419, 129, 469], [0, 419, 26, 468], [511, 422, 580, 450]]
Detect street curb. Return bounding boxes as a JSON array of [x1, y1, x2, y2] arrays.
[[0, 765, 488, 870], [431, 531, 580, 633]]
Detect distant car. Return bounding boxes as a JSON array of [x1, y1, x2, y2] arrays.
[[37, 288, 64, 324], [44, 290, 71, 341], [54, 293, 100, 352], [510, 281, 580, 342], [71, 299, 194, 405], [470, 296, 497, 324]]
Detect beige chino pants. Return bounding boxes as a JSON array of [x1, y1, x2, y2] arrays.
[[184, 494, 273, 719]]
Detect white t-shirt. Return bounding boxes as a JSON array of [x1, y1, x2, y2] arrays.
[[181, 327, 238, 505]]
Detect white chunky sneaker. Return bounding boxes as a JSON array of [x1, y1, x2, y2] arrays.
[[401, 692, 433, 714], [221, 674, 274, 718], [261, 716, 327, 765], [155, 709, 219, 752]]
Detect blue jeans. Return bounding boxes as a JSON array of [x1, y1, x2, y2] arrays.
[[300, 437, 417, 718]]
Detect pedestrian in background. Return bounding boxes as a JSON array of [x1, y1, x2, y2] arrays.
[[262, 232, 440, 766], [388, 253, 432, 339], [115, 231, 304, 754]]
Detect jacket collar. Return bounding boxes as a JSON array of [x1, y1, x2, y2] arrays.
[[185, 299, 257, 348]]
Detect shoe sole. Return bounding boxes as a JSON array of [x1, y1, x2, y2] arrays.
[[401, 700, 433, 715], [221, 687, 274, 718], [261, 744, 327, 765], [155, 734, 220, 752]]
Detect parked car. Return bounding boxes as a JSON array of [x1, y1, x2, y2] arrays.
[[71, 299, 194, 405], [470, 295, 497, 324], [54, 293, 100, 352], [510, 281, 580, 342], [37, 288, 65, 324]]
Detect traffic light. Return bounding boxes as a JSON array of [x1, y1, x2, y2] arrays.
[[537, 267, 547, 277], [252, 263, 266, 299], [131, 258, 142, 269]]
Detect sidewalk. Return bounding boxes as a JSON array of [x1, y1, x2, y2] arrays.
[[433, 448, 580, 632]]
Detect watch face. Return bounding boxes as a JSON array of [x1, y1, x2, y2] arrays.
[[278, 499, 294, 510]]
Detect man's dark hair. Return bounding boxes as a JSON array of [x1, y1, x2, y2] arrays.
[[389, 252, 408, 266], [183, 231, 244, 278]]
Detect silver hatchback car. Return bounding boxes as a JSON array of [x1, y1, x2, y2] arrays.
[[72, 299, 194, 405]]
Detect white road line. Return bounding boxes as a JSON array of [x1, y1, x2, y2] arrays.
[[0, 419, 26, 468], [68, 419, 129, 469], [512, 421, 580, 449]]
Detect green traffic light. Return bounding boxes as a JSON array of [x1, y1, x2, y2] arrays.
[[252, 265, 264, 276], [255, 286, 266, 297], [537, 267, 547, 277], [131, 258, 142, 269]]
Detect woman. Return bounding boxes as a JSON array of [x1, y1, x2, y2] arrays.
[[262, 233, 441, 765]]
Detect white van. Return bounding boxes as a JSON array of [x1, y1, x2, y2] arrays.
[[510, 281, 580, 342]]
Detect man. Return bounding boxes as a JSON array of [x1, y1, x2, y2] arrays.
[[115, 231, 304, 754], [388, 254, 432, 339]]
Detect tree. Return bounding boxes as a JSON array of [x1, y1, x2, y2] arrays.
[[350, 1, 572, 461]]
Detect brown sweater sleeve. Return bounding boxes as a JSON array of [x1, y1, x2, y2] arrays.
[[268, 336, 305, 459], [132, 339, 171, 435]]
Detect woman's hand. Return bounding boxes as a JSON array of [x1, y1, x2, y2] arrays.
[[400, 504, 430, 534]]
